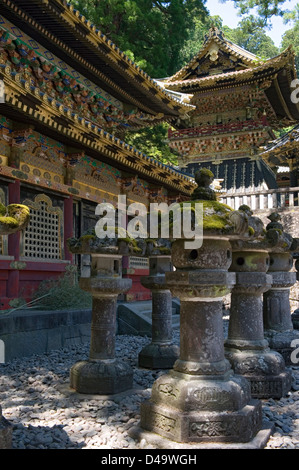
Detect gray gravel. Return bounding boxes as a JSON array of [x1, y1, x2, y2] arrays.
[[0, 326, 299, 450]]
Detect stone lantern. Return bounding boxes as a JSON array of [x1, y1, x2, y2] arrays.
[[0, 202, 30, 449], [131, 169, 270, 447], [262, 212, 299, 365], [138, 242, 179, 369], [292, 254, 299, 330], [67, 230, 133, 394], [224, 206, 292, 399]]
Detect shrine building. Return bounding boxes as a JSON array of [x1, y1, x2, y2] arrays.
[[161, 26, 299, 193], [262, 124, 299, 188], [0, 0, 196, 309]]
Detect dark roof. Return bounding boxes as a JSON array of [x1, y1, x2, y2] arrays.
[[180, 157, 277, 191]]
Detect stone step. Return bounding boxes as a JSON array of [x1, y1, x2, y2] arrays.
[[117, 300, 180, 336]]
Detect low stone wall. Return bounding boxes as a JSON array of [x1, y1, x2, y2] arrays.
[[0, 308, 92, 362]]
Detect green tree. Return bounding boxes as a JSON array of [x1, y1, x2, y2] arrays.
[[225, 0, 289, 24], [123, 123, 180, 165], [281, 3, 299, 71], [177, 15, 223, 68], [70, 0, 208, 77], [223, 16, 279, 58]]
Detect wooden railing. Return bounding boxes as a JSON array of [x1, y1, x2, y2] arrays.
[[168, 119, 267, 140], [219, 186, 299, 210]]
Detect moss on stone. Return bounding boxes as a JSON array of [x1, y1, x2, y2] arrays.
[[192, 199, 233, 232], [198, 168, 214, 178], [0, 203, 6, 217], [165, 199, 234, 234], [0, 204, 30, 234], [0, 216, 19, 228], [80, 234, 96, 240], [7, 204, 30, 225]]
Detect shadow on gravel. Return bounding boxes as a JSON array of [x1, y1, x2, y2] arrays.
[[12, 422, 85, 449]]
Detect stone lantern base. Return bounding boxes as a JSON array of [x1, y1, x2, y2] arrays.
[[139, 272, 179, 369], [134, 266, 266, 446], [138, 343, 180, 370], [70, 359, 133, 395], [224, 349, 292, 399], [292, 311, 299, 331], [70, 273, 133, 395], [0, 412, 12, 449], [225, 271, 292, 399], [138, 370, 263, 444]]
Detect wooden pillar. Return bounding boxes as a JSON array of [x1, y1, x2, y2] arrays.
[[7, 180, 20, 299], [289, 157, 297, 187], [64, 196, 74, 262]]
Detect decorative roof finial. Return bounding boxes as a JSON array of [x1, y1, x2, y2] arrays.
[[203, 25, 224, 45]]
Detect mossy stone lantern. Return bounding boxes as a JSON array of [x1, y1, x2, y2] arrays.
[[67, 231, 132, 394], [132, 169, 270, 447], [138, 242, 180, 369], [263, 212, 299, 365], [225, 206, 292, 399]]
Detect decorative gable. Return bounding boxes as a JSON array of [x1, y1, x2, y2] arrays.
[[168, 27, 261, 82]]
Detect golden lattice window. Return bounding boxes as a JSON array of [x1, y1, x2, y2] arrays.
[[21, 194, 63, 260]]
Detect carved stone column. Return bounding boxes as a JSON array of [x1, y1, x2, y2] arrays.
[[131, 170, 269, 447], [0, 411, 12, 449], [136, 238, 266, 445], [263, 213, 299, 365], [138, 255, 179, 369], [225, 244, 292, 399], [67, 226, 134, 395], [292, 256, 299, 330], [263, 268, 298, 365]]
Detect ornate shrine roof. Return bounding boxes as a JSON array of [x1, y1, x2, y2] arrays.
[[0, 0, 194, 126], [261, 124, 299, 167], [163, 26, 299, 126], [0, 0, 196, 196], [167, 26, 261, 83]]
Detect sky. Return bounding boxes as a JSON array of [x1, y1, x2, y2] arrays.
[[205, 0, 298, 47]]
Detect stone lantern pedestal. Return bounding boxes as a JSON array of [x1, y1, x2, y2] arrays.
[[134, 238, 264, 445], [262, 215, 299, 365], [0, 408, 12, 449], [130, 170, 273, 448], [263, 268, 298, 365], [69, 253, 133, 394], [292, 256, 299, 330], [225, 245, 292, 399], [139, 256, 179, 369]]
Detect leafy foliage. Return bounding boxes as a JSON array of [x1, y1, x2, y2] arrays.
[[32, 274, 92, 310], [69, 0, 298, 164], [223, 16, 279, 58], [281, 4, 299, 71], [70, 0, 208, 77], [123, 123, 179, 165], [226, 0, 288, 24]]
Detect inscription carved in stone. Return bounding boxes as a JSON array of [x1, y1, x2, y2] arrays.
[[193, 387, 231, 407], [189, 420, 238, 437], [151, 412, 176, 433], [158, 383, 179, 398]]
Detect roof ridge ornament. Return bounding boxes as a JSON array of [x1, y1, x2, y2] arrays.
[[203, 25, 224, 45]]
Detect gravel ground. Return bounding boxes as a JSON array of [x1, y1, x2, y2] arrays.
[[0, 325, 299, 450]]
